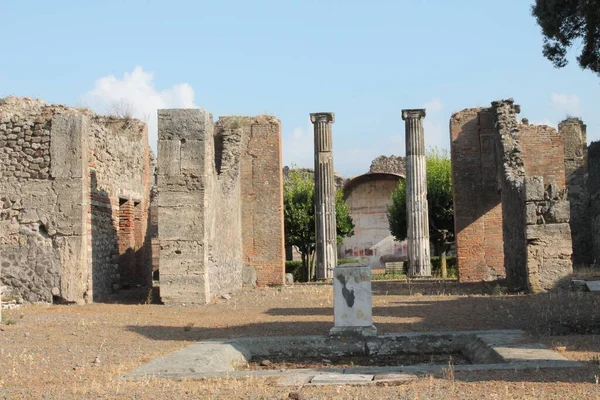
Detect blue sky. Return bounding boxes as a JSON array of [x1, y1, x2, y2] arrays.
[[1, 0, 598, 177]]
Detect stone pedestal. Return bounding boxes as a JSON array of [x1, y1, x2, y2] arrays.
[[402, 109, 431, 277], [310, 112, 337, 280], [330, 263, 377, 337]]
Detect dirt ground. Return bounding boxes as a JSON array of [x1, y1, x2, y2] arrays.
[[1, 281, 599, 399]]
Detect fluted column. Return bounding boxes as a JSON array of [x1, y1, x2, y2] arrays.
[[311, 112, 337, 280], [402, 109, 431, 277]]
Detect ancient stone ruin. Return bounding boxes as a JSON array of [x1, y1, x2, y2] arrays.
[[0, 97, 151, 303], [310, 112, 337, 280], [156, 109, 285, 304], [402, 109, 431, 277], [450, 98, 600, 292], [0, 98, 285, 305]]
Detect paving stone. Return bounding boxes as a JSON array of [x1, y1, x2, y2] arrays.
[[585, 281, 600, 292], [274, 375, 313, 387], [373, 373, 417, 383], [310, 374, 374, 384]]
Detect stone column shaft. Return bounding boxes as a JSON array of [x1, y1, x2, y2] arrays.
[[311, 112, 337, 280], [402, 109, 431, 276]]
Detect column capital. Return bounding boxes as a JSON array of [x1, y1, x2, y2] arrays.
[[310, 112, 335, 124], [402, 109, 426, 120]]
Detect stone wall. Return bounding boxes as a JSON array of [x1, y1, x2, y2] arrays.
[[450, 108, 504, 282], [218, 117, 285, 287], [157, 110, 285, 303], [588, 141, 600, 264], [88, 116, 151, 299], [0, 97, 151, 303], [559, 118, 591, 265], [450, 98, 573, 292], [157, 110, 243, 304], [0, 97, 90, 303]]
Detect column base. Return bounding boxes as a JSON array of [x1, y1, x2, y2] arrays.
[[329, 325, 378, 338]]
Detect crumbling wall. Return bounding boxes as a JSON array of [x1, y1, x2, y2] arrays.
[[369, 155, 406, 176], [208, 119, 244, 296], [491, 100, 528, 290], [588, 141, 600, 264], [451, 98, 572, 292], [559, 118, 591, 265], [0, 96, 152, 303], [157, 109, 245, 304], [88, 117, 151, 299], [0, 97, 90, 303], [450, 108, 504, 282], [219, 116, 285, 287]]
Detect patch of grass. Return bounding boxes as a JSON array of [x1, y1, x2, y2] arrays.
[[1, 315, 17, 325]]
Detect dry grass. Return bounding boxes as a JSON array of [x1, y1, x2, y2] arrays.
[[1, 283, 600, 399]]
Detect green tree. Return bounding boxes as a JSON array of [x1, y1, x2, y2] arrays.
[[532, 0, 600, 76], [284, 169, 355, 281], [387, 148, 454, 277]]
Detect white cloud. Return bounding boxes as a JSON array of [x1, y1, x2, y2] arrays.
[[551, 93, 581, 115], [81, 66, 197, 152], [422, 97, 443, 114]]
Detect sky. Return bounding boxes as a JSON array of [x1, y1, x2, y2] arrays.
[[1, 0, 598, 177]]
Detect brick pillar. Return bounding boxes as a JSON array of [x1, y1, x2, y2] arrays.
[[118, 198, 135, 286], [402, 109, 431, 277], [311, 112, 337, 280]]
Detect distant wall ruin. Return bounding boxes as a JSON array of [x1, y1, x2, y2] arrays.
[[559, 118, 590, 266], [588, 142, 600, 264], [451, 99, 573, 292], [157, 110, 284, 304], [0, 97, 151, 303]]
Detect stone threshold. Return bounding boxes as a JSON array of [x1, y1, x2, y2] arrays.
[[121, 330, 584, 386]]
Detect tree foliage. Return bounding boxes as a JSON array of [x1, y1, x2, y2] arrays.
[[283, 169, 355, 281], [532, 0, 600, 76], [387, 148, 454, 257]]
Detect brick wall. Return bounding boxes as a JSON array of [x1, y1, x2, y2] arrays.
[[222, 116, 285, 287], [451, 99, 572, 291], [450, 108, 504, 282]]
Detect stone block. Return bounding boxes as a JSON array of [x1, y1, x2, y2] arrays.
[[525, 203, 539, 225], [526, 223, 572, 240], [158, 109, 211, 141], [157, 140, 181, 176], [158, 206, 204, 241], [546, 200, 570, 223], [54, 235, 87, 303], [310, 374, 374, 384], [180, 139, 206, 175], [50, 114, 88, 179], [242, 265, 257, 287], [331, 264, 376, 336], [524, 176, 544, 201], [160, 274, 209, 304], [586, 281, 600, 292], [157, 191, 203, 208]]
